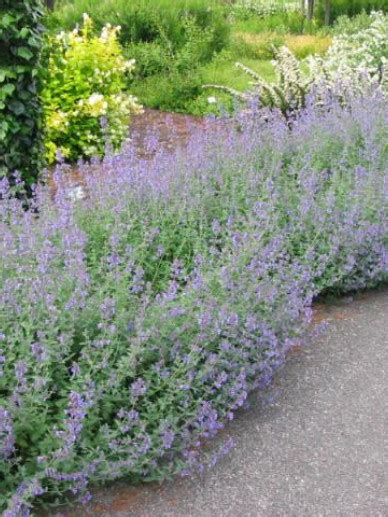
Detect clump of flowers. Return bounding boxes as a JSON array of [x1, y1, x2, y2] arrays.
[[308, 11, 388, 97], [43, 14, 142, 164], [0, 88, 387, 514]]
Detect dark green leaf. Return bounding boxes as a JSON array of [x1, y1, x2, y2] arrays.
[[17, 47, 34, 61]]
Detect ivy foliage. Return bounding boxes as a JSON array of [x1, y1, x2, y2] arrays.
[[0, 0, 45, 186]]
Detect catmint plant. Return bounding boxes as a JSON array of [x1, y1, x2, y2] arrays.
[[0, 86, 387, 515]]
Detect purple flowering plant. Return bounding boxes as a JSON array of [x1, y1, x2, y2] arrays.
[[0, 85, 387, 514]]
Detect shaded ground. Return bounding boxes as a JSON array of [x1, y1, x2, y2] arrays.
[[49, 287, 388, 517]]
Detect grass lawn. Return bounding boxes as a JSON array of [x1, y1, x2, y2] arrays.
[[200, 57, 276, 88]]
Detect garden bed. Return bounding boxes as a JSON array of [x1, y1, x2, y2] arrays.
[[1, 88, 387, 515], [1, 4, 387, 516]]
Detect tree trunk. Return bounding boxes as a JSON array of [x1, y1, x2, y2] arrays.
[[45, 0, 55, 9], [300, 0, 305, 15], [307, 0, 315, 20], [324, 0, 331, 25]]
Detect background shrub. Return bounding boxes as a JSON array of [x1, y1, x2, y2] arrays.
[[47, 0, 230, 58], [308, 11, 388, 95], [232, 9, 313, 35], [231, 32, 285, 60], [316, 0, 388, 23], [126, 41, 170, 79], [131, 70, 203, 112], [0, 0, 45, 186], [42, 15, 141, 163], [330, 11, 377, 34]]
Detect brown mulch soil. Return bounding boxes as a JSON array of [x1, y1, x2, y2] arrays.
[[48, 109, 213, 194], [130, 108, 209, 156]]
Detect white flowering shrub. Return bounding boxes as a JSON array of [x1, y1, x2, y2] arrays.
[[43, 15, 142, 164], [204, 46, 309, 115], [308, 11, 388, 97], [206, 12, 387, 114]]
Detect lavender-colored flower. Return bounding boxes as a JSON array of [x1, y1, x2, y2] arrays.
[[208, 437, 235, 468], [161, 428, 175, 450], [198, 311, 212, 329], [0, 407, 15, 459], [70, 362, 81, 377], [168, 307, 185, 318], [131, 378, 147, 399], [214, 371, 228, 389], [79, 491, 92, 505], [14, 361, 27, 385], [107, 253, 121, 268], [30, 342, 47, 363], [211, 219, 221, 235]]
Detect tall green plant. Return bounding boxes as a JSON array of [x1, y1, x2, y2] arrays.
[[0, 0, 45, 186], [47, 0, 230, 55], [316, 0, 387, 22]]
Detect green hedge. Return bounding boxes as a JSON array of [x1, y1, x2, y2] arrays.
[[0, 0, 45, 186], [47, 0, 230, 57], [317, 0, 388, 23]]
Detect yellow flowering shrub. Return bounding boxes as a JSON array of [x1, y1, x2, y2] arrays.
[[43, 14, 142, 164]]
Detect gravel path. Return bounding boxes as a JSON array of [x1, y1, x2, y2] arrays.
[[54, 287, 388, 517]]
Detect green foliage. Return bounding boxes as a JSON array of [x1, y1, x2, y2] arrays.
[[47, 0, 230, 57], [316, 0, 388, 23], [127, 15, 224, 113], [126, 42, 170, 79], [0, 0, 45, 186], [127, 15, 216, 80], [42, 15, 141, 163], [232, 10, 314, 35], [130, 49, 277, 115], [330, 11, 377, 35], [231, 31, 284, 60], [131, 69, 203, 113]]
